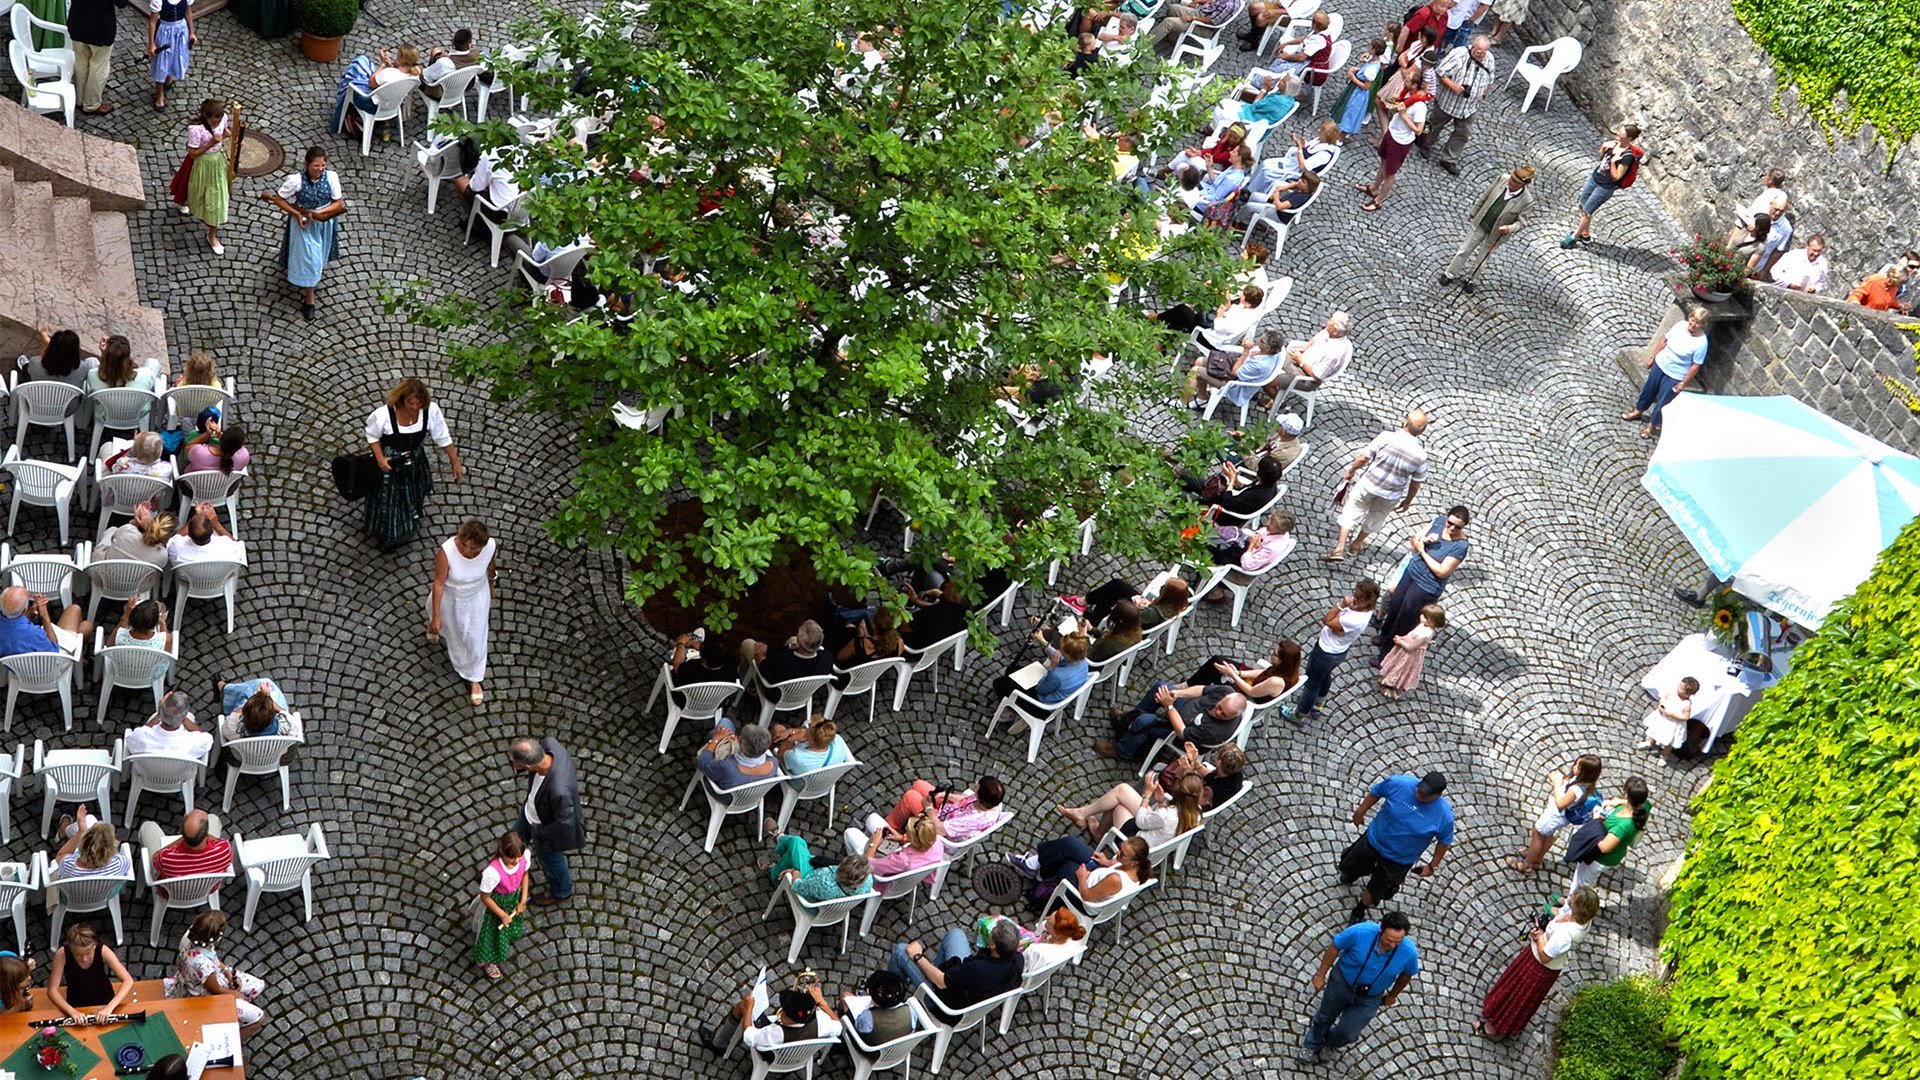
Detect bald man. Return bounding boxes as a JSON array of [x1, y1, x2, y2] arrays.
[[1326, 412, 1430, 561], [0, 585, 90, 659], [140, 810, 232, 898]]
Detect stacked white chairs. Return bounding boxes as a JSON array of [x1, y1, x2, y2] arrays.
[[355, 75, 421, 155], [858, 855, 954, 938], [823, 658, 904, 723], [93, 462, 174, 536], [0, 860, 33, 953], [81, 557, 162, 626], [221, 723, 304, 813], [233, 823, 331, 931], [983, 679, 1094, 764], [916, 983, 1025, 1075], [8, 5, 74, 76], [0, 745, 22, 844], [175, 468, 247, 537], [421, 63, 486, 125], [643, 664, 743, 754], [891, 630, 968, 710], [843, 998, 938, 1080], [1041, 875, 1155, 944], [168, 557, 247, 637], [754, 668, 836, 727], [94, 625, 177, 731], [1506, 37, 1584, 112], [140, 841, 233, 947], [760, 874, 877, 965], [2, 447, 85, 544], [35, 841, 134, 944], [34, 738, 118, 837], [774, 758, 862, 832], [997, 939, 1088, 1034], [7, 29, 74, 127], [679, 768, 786, 853]]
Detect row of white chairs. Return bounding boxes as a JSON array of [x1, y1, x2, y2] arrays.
[[9, 372, 238, 464]]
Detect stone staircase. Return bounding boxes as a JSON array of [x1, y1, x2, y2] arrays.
[[0, 101, 167, 366]]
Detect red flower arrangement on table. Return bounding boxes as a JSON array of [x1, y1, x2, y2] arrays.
[[31, 1026, 79, 1076]]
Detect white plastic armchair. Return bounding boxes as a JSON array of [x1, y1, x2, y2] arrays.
[[121, 744, 206, 830], [93, 465, 174, 537], [1169, 0, 1244, 72], [162, 380, 237, 430], [746, 1033, 840, 1080], [3, 447, 85, 544], [678, 768, 787, 853], [175, 469, 247, 537], [421, 62, 485, 125], [516, 241, 596, 294], [891, 630, 968, 711], [168, 558, 246, 637], [982, 680, 1093, 764], [232, 823, 331, 931], [1506, 37, 1583, 112], [823, 658, 904, 724], [844, 998, 938, 1080], [1203, 776, 1256, 825], [928, 808, 1015, 896], [94, 626, 176, 732], [760, 875, 876, 965], [774, 758, 862, 832], [998, 938, 1088, 1034], [81, 558, 162, 626], [7, 39, 74, 127], [916, 982, 1025, 1074], [1208, 532, 1296, 628], [1269, 359, 1345, 429], [1079, 641, 1147, 717], [8, 5, 73, 79], [642, 665, 743, 755], [754, 671, 835, 727], [1244, 175, 1327, 256], [857, 854, 954, 939], [0, 745, 22, 845], [1309, 38, 1353, 112], [1099, 816, 1207, 880], [0, 860, 33, 953], [465, 189, 529, 268], [37, 842, 133, 944], [356, 75, 421, 155], [1041, 874, 1155, 945], [141, 845, 232, 947], [980, 579, 1020, 628], [1255, 0, 1318, 56], [414, 139, 465, 216], [4, 651, 79, 733], [1210, 485, 1289, 531], [84, 386, 161, 459], [221, 729, 303, 813], [34, 739, 119, 837], [1, 541, 84, 607]]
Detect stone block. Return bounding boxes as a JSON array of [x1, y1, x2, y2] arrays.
[[9, 109, 84, 194], [79, 137, 145, 212]]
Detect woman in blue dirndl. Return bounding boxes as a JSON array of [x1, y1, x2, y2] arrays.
[[145, 0, 196, 110], [262, 147, 345, 322]]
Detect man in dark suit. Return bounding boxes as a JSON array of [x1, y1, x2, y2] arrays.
[[508, 736, 585, 906]]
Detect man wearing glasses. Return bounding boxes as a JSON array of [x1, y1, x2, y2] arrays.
[[1373, 506, 1471, 668]]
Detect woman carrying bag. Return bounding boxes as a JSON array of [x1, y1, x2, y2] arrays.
[[363, 378, 465, 550]]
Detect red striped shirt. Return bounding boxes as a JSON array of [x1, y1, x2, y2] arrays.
[[154, 838, 233, 896]]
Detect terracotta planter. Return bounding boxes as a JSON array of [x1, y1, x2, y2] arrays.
[[298, 31, 342, 62]]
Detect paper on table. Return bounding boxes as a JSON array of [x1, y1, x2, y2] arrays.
[[1056, 615, 1079, 636], [198, 1023, 242, 1071]]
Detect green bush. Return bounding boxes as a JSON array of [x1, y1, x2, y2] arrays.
[[294, 0, 357, 38], [1731, 0, 1920, 162], [1662, 516, 1920, 1075], [1553, 977, 1677, 1080]]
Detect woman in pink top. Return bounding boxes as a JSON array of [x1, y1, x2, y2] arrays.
[[846, 810, 946, 886], [182, 415, 249, 474]]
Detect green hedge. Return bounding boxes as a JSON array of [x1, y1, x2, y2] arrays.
[[1663, 516, 1920, 1074], [1554, 977, 1678, 1080], [1730, 0, 1920, 161]]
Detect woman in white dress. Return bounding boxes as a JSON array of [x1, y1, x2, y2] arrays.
[[429, 519, 498, 705]]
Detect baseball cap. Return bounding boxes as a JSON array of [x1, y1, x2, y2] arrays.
[[1416, 771, 1448, 796], [1276, 413, 1305, 436]]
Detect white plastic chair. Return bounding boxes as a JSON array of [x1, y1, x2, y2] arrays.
[[858, 853, 955, 938], [221, 731, 302, 812], [928, 807, 1015, 897], [642, 666, 743, 755], [980, 579, 1020, 628], [356, 75, 421, 155], [1210, 485, 1289, 532], [174, 469, 246, 537], [844, 998, 938, 1080], [141, 847, 232, 948], [516, 241, 596, 293], [465, 189, 528, 268], [1168, 3, 1242, 72], [746, 1033, 840, 1080], [760, 875, 876, 965], [917, 983, 1025, 1074], [0, 745, 23, 845], [84, 387, 161, 462], [754, 670, 835, 727], [232, 823, 331, 931], [33, 739, 118, 838], [678, 769, 786, 854], [9, 5, 73, 76], [1203, 776, 1256, 824], [473, 66, 505, 121], [890, 630, 968, 710], [1269, 362, 1344, 429], [162, 381, 238, 430], [4, 652, 79, 732], [2, 447, 84, 544], [81, 558, 162, 626], [998, 938, 1087, 1034], [121, 747, 205, 829], [1041, 875, 1155, 944], [1, 541, 83, 608], [1243, 177, 1327, 257], [93, 467, 173, 537], [421, 63, 484, 126], [413, 139, 464, 217], [1506, 37, 1583, 112], [982, 681, 1094, 764], [823, 659, 904, 724], [168, 558, 246, 637], [0, 859, 34, 953], [1200, 534, 1295, 629], [1308, 39, 1353, 113], [1099, 817, 1207, 879], [7, 39, 74, 127], [1079, 640, 1148, 717], [36, 842, 133, 944], [93, 626, 176, 731], [774, 757, 862, 833], [1255, 0, 1318, 56]]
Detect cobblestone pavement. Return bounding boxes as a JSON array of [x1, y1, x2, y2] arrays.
[[1, 3, 1715, 1077]]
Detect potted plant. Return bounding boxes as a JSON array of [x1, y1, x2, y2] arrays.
[[294, 0, 357, 62], [1673, 234, 1751, 302]]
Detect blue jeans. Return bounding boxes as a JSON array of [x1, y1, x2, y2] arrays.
[[1114, 683, 1178, 759], [1577, 175, 1616, 218], [1442, 20, 1481, 48], [1305, 969, 1385, 1051], [1035, 835, 1097, 881], [1296, 642, 1348, 716], [221, 678, 286, 715], [1635, 367, 1684, 430], [890, 927, 973, 990], [512, 812, 574, 899]]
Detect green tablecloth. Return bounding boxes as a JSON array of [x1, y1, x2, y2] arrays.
[[0, 1025, 103, 1078], [99, 1013, 187, 1077]]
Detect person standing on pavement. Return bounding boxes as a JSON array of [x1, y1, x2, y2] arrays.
[[1439, 166, 1534, 290], [1298, 911, 1420, 1065], [1325, 410, 1430, 562], [1373, 507, 1469, 668], [1561, 123, 1644, 249], [1282, 579, 1378, 726], [1340, 771, 1455, 924], [1417, 36, 1495, 175], [67, 0, 135, 116], [507, 736, 584, 907], [1621, 303, 1708, 439]]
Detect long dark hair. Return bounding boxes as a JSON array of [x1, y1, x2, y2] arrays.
[[1104, 600, 1143, 646], [97, 335, 133, 387], [40, 329, 82, 378], [217, 422, 247, 474], [1622, 776, 1651, 829]]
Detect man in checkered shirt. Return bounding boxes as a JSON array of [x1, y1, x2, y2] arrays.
[[1417, 36, 1496, 176], [1325, 411, 1430, 561]]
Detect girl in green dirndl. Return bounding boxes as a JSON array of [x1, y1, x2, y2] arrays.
[[474, 831, 530, 980], [184, 98, 229, 255]]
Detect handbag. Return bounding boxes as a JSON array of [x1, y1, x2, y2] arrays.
[[168, 157, 192, 206], [1560, 815, 1609, 867], [331, 407, 392, 501], [1329, 479, 1351, 513]]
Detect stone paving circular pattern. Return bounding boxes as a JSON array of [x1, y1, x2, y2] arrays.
[[9, 3, 1714, 1077]]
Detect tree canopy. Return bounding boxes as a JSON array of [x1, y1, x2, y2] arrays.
[[408, 0, 1249, 628]]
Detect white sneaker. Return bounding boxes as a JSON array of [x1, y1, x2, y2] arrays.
[[209, 242, 224, 256], [179, 205, 192, 215]]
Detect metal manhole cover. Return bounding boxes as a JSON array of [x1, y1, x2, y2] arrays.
[[972, 861, 1025, 907], [234, 129, 285, 178]]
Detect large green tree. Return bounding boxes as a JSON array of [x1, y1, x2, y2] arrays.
[[411, 0, 1248, 627]]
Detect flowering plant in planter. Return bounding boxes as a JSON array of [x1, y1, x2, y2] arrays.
[[31, 1027, 78, 1076], [1673, 234, 1751, 297]]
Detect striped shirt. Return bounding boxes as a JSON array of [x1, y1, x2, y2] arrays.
[[55, 852, 130, 881], [1433, 46, 1495, 118], [154, 837, 234, 896], [1356, 430, 1429, 501]]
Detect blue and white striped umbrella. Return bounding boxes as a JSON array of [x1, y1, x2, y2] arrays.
[[1640, 394, 1920, 628]]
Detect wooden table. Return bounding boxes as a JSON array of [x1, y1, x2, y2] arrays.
[[0, 979, 245, 1079]]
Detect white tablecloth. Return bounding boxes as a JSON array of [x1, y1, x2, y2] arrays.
[[1640, 633, 1789, 748]]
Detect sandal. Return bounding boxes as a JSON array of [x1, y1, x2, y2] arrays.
[[1620, 410, 1646, 421], [1505, 856, 1534, 876], [470, 688, 485, 706], [1352, 182, 1373, 195], [482, 963, 502, 980], [1360, 201, 1381, 213], [1639, 424, 1654, 440], [1472, 1020, 1489, 1038]]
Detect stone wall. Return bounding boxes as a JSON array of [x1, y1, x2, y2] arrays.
[[1517, 0, 1920, 290]]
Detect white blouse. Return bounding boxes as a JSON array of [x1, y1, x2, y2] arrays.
[[1538, 916, 1590, 971], [277, 170, 344, 202], [366, 402, 453, 448]]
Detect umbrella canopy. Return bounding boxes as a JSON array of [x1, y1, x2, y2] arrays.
[[1640, 394, 1920, 628]]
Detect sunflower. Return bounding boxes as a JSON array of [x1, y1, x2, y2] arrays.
[[1713, 609, 1735, 630]]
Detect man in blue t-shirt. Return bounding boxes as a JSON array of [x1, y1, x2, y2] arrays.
[[1340, 771, 1455, 924], [1299, 911, 1420, 1064], [0, 587, 87, 659]]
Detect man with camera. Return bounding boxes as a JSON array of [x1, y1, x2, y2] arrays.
[[1299, 910, 1421, 1065], [0, 586, 91, 660]]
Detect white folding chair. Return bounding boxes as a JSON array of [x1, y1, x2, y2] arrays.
[[2, 447, 85, 544], [982, 681, 1093, 764], [1506, 37, 1584, 112], [465, 189, 528, 268], [4, 652, 79, 732], [33, 739, 118, 838], [93, 468, 173, 536], [998, 938, 1088, 1033], [174, 469, 246, 537], [36, 843, 133, 944], [844, 998, 937, 1080], [642, 666, 743, 755], [0, 860, 33, 953], [746, 1034, 840, 1080], [7, 38, 74, 127], [1041, 875, 1155, 944], [823, 659, 904, 723], [1, 541, 83, 608], [232, 823, 331, 931], [356, 75, 421, 155], [0, 745, 22, 845], [94, 625, 176, 731], [917, 983, 1025, 1074], [760, 875, 876, 965], [121, 748, 205, 829], [162, 381, 238, 430], [678, 769, 786, 854], [774, 758, 861, 832], [858, 854, 954, 938], [141, 850, 232, 948], [421, 63, 484, 126], [1169, 4, 1242, 72], [168, 558, 246, 637], [81, 558, 162, 626], [890, 630, 968, 710], [221, 731, 303, 812]]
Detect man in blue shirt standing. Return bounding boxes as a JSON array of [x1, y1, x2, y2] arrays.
[[1341, 771, 1455, 925], [1299, 911, 1420, 1064]]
